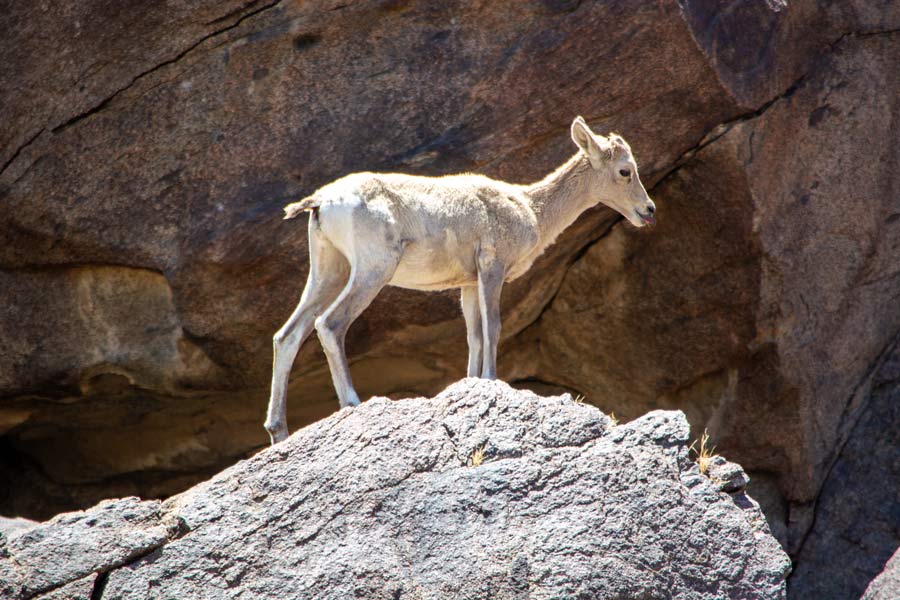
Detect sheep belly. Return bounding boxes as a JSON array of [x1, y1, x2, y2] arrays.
[[389, 236, 477, 291]]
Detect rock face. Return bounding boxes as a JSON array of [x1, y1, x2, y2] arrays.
[[787, 344, 900, 599], [862, 548, 900, 600], [2, 1, 899, 598], [0, 380, 790, 600]]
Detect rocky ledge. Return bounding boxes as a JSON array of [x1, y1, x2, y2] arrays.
[[0, 379, 790, 599], [862, 548, 900, 600]]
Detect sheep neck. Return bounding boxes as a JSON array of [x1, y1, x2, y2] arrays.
[[524, 152, 598, 252]]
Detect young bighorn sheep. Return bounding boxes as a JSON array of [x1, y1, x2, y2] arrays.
[[264, 116, 656, 444]]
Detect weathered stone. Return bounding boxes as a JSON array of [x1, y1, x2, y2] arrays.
[[862, 547, 900, 600], [0, 380, 790, 599], [0, 496, 178, 599], [787, 344, 900, 600], [0, 516, 36, 537], [677, 0, 900, 109], [706, 456, 750, 494], [33, 574, 98, 600]]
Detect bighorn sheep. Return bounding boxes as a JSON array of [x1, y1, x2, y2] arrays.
[[264, 116, 656, 444]]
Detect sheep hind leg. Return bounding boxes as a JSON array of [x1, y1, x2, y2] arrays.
[[461, 285, 483, 377], [265, 236, 347, 445], [315, 253, 400, 408], [477, 257, 506, 380]]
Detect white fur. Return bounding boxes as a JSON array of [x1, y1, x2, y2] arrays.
[[264, 117, 655, 444]]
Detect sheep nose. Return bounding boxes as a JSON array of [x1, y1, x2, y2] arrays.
[[647, 202, 656, 214]]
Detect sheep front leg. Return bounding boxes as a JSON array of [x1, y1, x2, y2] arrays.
[[476, 256, 505, 380], [461, 285, 483, 377]]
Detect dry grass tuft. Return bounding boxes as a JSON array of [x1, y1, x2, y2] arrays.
[[574, 394, 586, 405], [606, 412, 619, 429], [689, 429, 718, 475], [468, 444, 486, 467]]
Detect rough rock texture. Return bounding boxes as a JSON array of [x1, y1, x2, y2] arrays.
[[0, 516, 37, 537], [2, 1, 900, 597], [862, 548, 900, 600], [787, 344, 900, 599], [0, 497, 177, 600], [0, 380, 790, 600]]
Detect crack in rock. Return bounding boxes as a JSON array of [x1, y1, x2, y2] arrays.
[[0, 129, 44, 181], [50, 0, 282, 136], [650, 27, 900, 194]]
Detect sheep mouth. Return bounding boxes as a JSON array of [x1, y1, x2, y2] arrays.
[[635, 210, 656, 227]]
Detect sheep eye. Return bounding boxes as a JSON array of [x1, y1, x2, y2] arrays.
[[619, 169, 631, 178]]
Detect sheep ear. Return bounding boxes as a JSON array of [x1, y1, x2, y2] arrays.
[[571, 117, 595, 155], [572, 117, 614, 165]]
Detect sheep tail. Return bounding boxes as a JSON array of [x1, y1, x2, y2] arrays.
[[283, 195, 320, 220]]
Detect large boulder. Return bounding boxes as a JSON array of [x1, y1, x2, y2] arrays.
[[0, 380, 790, 600]]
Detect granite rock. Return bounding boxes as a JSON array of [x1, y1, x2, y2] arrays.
[[862, 547, 900, 600], [0, 380, 790, 599]]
